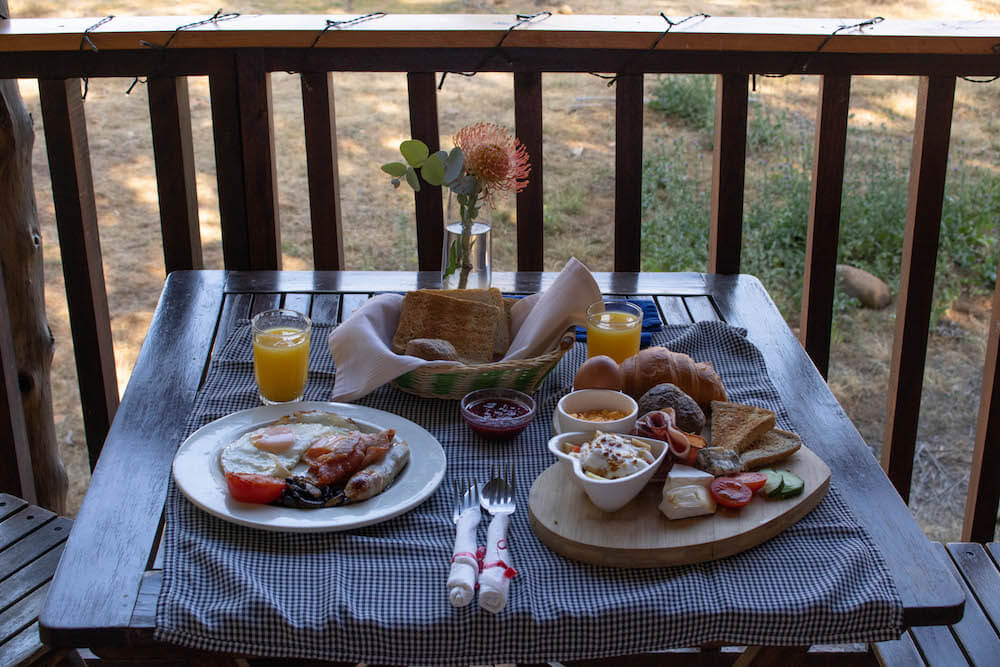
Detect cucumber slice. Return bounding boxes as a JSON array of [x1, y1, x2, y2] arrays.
[[762, 469, 783, 497], [778, 471, 804, 498]]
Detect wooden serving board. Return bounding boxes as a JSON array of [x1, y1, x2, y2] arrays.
[[528, 445, 830, 567]]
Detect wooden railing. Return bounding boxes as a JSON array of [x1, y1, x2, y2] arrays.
[[0, 14, 998, 540]]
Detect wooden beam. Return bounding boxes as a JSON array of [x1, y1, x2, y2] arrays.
[[614, 72, 643, 273], [708, 72, 748, 275], [799, 74, 851, 378], [37, 78, 118, 469], [147, 76, 202, 273], [1, 15, 998, 56], [407, 72, 444, 272], [881, 75, 956, 501], [300, 71, 345, 270], [514, 71, 543, 271], [208, 62, 252, 269]]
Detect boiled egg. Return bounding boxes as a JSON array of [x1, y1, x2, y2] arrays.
[[573, 355, 624, 391]]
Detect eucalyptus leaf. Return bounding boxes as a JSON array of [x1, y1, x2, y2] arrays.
[[442, 239, 462, 278], [400, 139, 429, 166], [381, 162, 407, 178], [432, 150, 448, 163], [444, 147, 464, 183], [404, 166, 420, 192], [420, 154, 446, 186]]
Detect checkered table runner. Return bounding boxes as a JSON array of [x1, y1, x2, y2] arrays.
[[155, 319, 903, 664]]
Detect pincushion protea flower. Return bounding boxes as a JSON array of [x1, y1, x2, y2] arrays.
[[454, 122, 531, 207], [380, 122, 532, 288]]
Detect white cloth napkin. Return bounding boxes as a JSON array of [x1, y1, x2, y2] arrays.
[[504, 256, 601, 359], [327, 258, 602, 401], [447, 506, 482, 608], [478, 513, 515, 614]]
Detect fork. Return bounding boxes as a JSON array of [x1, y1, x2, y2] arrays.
[[478, 463, 517, 613], [447, 476, 481, 608]]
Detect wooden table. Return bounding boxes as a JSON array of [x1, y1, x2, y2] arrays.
[[38, 270, 964, 660]]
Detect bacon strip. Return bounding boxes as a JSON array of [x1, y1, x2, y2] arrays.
[[302, 428, 395, 486]]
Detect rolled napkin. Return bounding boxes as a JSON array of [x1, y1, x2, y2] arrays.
[[447, 506, 482, 608], [478, 513, 517, 614]]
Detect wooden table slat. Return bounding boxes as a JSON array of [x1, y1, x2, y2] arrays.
[[281, 293, 312, 315], [339, 293, 371, 322], [685, 295, 721, 322], [908, 624, 969, 666], [946, 543, 1000, 632], [0, 582, 50, 646], [873, 634, 927, 666], [0, 620, 48, 667], [251, 293, 281, 316], [0, 539, 66, 609], [655, 295, 691, 325], [211, 293, 253, 364], [933, 542, 1000, 664], [0, 506, 55, 550], [0, 494, 27, 523], [310, 293, 341, 323]]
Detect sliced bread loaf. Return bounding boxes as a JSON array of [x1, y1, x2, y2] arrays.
[[740, 428, 802, 470], [709, 401, 776, 453], [391, 290, 501, 363]]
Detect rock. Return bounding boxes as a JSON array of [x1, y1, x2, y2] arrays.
[[836, 264, 892, 309], [558, 4, 574, 14]]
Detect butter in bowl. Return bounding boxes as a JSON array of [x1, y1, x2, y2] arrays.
[[547, 431, 668, 512], [555, 389, 638, 434]]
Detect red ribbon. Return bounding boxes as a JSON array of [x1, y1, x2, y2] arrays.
[[482, 560, 518, 579]]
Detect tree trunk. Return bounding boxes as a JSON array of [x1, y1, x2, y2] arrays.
[[0, 0, 68, 512]]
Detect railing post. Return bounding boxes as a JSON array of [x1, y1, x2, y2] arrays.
[[301, 71, 345, 271], [881, 75, 956, 501], [407, 72, 444, 272], [148, 76, 203, 273], [37, 78, 119, 468], [964, 276, 1000, 542], [709, 73, 749, 275], [614, 72, 643, 273], [208, 52, 281, 270], [0, 266, 35, 502], [515, 71, 544, 271], [800, 74, 851, 378]]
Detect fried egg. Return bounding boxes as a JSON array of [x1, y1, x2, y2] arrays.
[[219, 411, 356, 478]]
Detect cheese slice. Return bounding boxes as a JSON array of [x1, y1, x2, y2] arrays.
[[659, 484, 716, 520], [663, 464, 714, 491]]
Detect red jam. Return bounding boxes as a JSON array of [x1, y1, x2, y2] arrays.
[[464, 398, 532, 439]]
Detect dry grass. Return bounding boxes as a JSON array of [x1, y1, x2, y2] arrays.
[[8, 0, 999, 541]]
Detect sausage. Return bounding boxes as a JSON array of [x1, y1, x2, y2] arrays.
[[344, 441, 411, 501]]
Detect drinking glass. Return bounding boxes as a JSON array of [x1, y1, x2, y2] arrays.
[[252, 309, 311, 404], [585, 299, 642, 363]]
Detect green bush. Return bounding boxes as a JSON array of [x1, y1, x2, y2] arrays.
[[642, 101, 1000, 322]]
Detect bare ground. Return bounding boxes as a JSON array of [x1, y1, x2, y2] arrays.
[[9, 0, 1000, 541]]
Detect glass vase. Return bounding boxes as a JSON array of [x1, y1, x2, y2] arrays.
[[441, 194, 492, 290]]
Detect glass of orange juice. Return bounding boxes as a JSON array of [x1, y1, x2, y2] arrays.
[[585, 299, 642, 364], [252, 309, 311, 404]]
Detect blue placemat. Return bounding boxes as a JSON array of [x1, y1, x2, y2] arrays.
[[155, 321, 903, 664]]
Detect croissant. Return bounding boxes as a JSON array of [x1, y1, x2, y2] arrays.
[[620, 347, 727, 409]]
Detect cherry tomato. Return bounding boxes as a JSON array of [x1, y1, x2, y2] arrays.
[[729, 472, 768, 493], [225, 472, 286, 504], [710, 477, 753, 508]]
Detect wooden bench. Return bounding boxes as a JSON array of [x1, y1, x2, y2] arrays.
[[0, 493, 73, 666], [875, 542, 1000, 666]]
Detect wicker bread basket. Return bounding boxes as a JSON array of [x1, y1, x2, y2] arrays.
[[391, 327, 576, 399]]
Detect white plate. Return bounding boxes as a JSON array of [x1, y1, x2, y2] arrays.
[[172, 401, 447, 532]]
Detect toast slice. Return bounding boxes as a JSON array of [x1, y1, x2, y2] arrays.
[[709, 401, 776, 453], [391, 290, 501, 363], [428, 288, 509, 357], [740, 428, 802, 470]]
